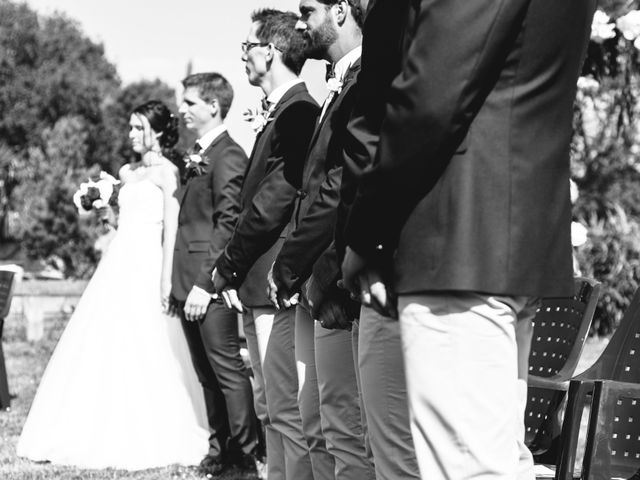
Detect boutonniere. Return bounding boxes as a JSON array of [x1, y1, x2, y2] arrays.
[[326, 77, 343, 95], [244, 107, 274, 134], [183, 153, 209, 179]]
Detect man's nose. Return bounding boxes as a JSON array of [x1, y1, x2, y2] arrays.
[[295, 19, 307, 31]]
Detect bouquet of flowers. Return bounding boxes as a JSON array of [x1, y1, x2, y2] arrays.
[[73, 171, 121, 223]]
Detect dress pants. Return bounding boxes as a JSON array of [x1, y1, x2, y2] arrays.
[[244, 306, 314, 480], [358, 306, 420, 479], [398, 292, 534, 480], [243, 309, 285, 480], [299, 302, 375, 480], [180, 302, 257, 459], [294, 305, 335, 480]]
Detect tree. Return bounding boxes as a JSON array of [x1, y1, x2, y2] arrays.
[[0, 1, 176, 277]]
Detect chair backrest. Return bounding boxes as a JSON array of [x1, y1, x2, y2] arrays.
[[577, 284, 640, 383], [0, 270, 15, 320], [525, 278, 600, 456], [528, 277, 601, 378]]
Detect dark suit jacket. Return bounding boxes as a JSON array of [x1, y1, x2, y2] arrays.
[[345, 0, 595, 298], [171, 130, 248, 301], [215, 83, 319, 307], [272, 60, 361, 299]]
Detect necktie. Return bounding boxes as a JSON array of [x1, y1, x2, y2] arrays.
[[192, 142, 203, 154]]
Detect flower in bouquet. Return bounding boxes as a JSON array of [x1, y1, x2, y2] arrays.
[[73, 171, 121, 217]]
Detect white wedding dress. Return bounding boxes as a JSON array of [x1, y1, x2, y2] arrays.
[[17, 179, 209, 470]]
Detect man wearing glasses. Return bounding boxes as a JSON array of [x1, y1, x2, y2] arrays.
[[212, 9, 321, 480]]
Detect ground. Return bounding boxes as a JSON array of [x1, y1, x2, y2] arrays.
[[0, 305, 609, 480], [0, 311, 256, 480]]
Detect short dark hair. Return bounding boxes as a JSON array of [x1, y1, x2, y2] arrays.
[[181, 72, 234, 119], [251, 9, 307, 75], [317, 0, 365, 28]]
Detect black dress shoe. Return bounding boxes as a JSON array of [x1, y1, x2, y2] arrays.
[[628, 469, 640, 480], [198, 454, 226, 477]]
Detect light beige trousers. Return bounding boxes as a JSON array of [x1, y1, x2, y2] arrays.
[[398, 292, 536, 480]]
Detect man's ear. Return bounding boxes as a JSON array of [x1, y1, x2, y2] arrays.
[[334, 0, 349, 25], [209, 99, 219, 118]]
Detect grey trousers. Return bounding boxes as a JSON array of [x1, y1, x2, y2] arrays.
[[358, 306, 420, 479]]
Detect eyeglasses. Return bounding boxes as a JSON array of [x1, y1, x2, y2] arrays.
[[241, 41, 269, 54]]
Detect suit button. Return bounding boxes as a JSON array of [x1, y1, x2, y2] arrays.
[[296, 190, 307, 198]]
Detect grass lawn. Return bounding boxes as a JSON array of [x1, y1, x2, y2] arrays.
[[1, 311, 256, 480]]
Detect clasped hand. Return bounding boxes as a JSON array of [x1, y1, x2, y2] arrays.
[[341, 247, 398, 319], [211, 268, 243, 313], [267, 263, 299, 309]]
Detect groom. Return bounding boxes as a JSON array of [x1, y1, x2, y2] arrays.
[[171, 72, 258, 476]]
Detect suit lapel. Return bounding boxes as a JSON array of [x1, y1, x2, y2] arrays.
[[308, 59, 362, 150], [179, 131, 229, 209]]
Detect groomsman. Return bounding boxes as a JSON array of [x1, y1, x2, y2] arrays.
[[171, 72, 258, 476], [269, 1, 374, 478], [309, 1, 421, 478], [211, 10, 324, 480], [342, 0, 596, 479]]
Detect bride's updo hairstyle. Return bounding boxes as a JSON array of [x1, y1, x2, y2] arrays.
[[132, 100, 179, 150]]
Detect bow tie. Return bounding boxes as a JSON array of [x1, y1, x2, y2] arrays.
[[261, 97, 272, 112], [191, 142, 203, 155], [325, 62, 336, 82]]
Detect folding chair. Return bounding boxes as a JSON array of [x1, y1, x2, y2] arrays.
[[524, 277, 600, 465], [556, 284, 640, 479]]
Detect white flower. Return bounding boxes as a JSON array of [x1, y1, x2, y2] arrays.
[[571, 221, 588, 247], [244, 108, 271, 134], [327, 77, 343, 94], [95, 179, 115, 204], [591, 10, 616, 43], [98, 171, 119, 185], [577, 75, 600, 94], [185, 154, 203, 166], [617, 10, 640, 40]]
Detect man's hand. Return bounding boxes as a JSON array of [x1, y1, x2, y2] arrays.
[[184, 286, 212, 322], [211, 267, 227, 293], [267, 263, 299, 309], [341, 247, 397, 319], [316, 300, 354, 331], [221, 287, 244, 313]]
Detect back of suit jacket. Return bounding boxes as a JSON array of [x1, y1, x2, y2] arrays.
[[215, 83, 319, 307], [172, 131, 248, 301], [346, 0, 595, 298]]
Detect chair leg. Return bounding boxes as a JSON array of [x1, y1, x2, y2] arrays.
[[555, 380, 595, 480], [0, 319, 10, 410]]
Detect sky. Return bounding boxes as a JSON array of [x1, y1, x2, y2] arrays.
[[23, 0, 329, 153]]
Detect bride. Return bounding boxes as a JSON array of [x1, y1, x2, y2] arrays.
[[17, 100, 209, 470]]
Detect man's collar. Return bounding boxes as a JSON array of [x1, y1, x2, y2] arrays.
[[197, 124, 228, 151], [331, 45, 362, 83], [266, 79, 305, 108]]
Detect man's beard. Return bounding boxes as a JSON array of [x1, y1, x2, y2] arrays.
[[304, 18, 338, 60]]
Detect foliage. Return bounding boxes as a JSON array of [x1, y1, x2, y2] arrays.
[[0, 1, 176, 278], [573, 0, 640, 334]]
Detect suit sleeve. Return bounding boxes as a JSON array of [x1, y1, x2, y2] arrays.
[[272, 165, 342, 296], [194, 144, 248, 292], [215, 101, 320, 287], [346, 0, 529, 259]]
